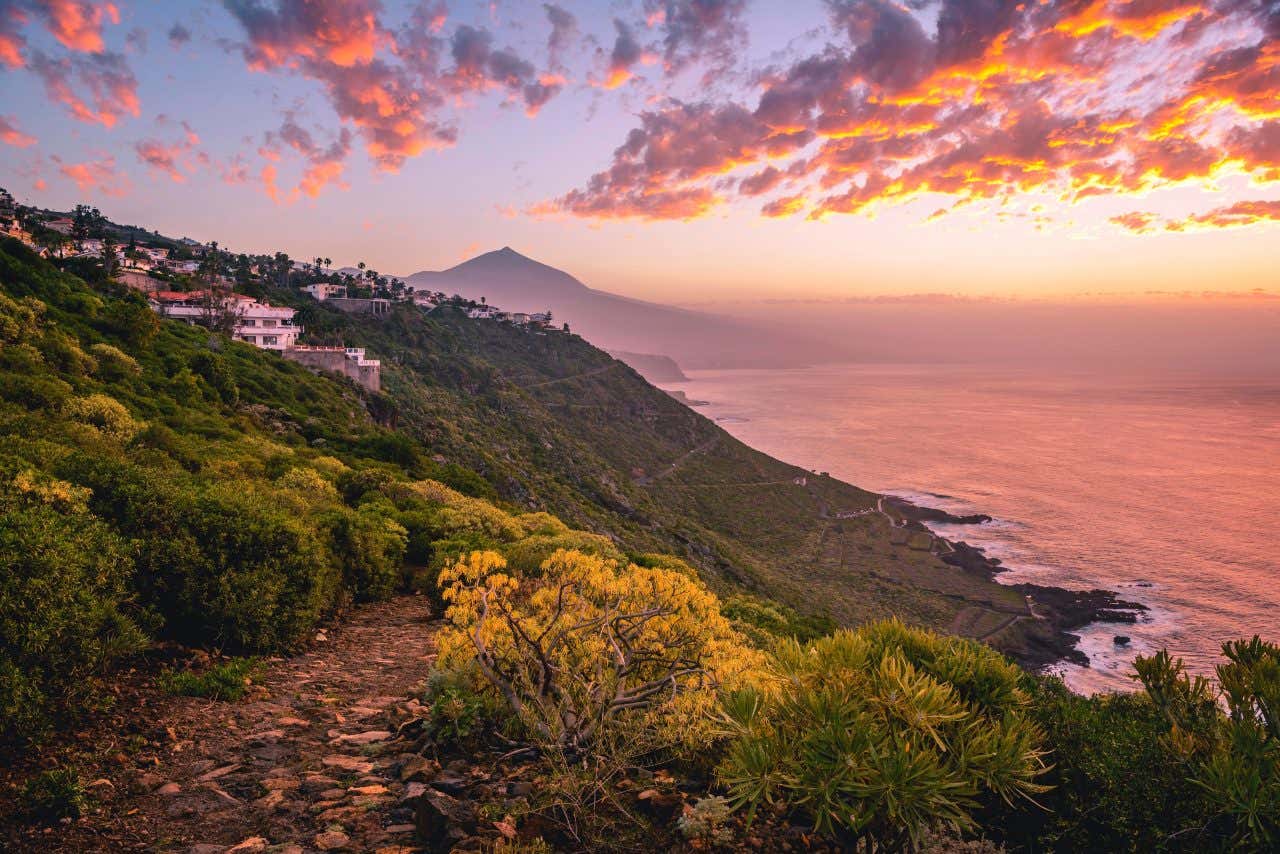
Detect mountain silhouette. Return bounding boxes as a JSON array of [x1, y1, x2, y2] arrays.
[[405, 248, 815, 369]]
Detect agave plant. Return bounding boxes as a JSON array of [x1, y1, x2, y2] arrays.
[[716, 620, 1048, 852]]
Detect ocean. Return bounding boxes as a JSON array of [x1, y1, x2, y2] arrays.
[[666, 364, 1280, 694]]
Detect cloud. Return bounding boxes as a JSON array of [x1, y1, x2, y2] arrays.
[[644, 0, 748, 78], [268, 115, 353, 199], [601, 18, 643, 89], [222, 0, 383, 69], [444, 24, 561, 115], [545, 0, 1280, 230], [53, 152, 128, 195], [1114, 199, 1280, 233], [0, 0, 120, 67], [167, 22, 190, 48], [30, 0, 119, 53], [543, 3, 576, 70], [29, 49, 139, 126], [0, 114, 36, 146]]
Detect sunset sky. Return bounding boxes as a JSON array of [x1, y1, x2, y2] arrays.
[[1, 0, 1277, 302]]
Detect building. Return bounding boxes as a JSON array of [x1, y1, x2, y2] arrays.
[[303, 282, 347, 301], [282, 346, 381, 392], [466, 305, 499, 319], [150, 291, 303, 351], [326, 296, 391, 316]]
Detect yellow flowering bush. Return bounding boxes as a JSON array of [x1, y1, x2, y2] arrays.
[[437, 548, 762, 754], [62, 393, 141, 442]]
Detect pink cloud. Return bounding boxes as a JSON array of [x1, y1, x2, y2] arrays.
[[0, 114, 36, 147], [29, 49, 139, 126], [54, 153, 129, 196]]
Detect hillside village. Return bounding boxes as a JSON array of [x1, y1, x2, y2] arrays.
[[0, 190, 563, 393]]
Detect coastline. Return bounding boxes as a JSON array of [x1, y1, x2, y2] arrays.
[[887, 496, 1148, 672]]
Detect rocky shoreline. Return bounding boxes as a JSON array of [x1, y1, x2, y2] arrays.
[[891, 496, 1148, 671]]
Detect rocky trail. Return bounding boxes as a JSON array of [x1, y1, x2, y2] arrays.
[[8, 596, 444, 854]]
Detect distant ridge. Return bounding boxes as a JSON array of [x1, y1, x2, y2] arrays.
[[405, 248, 815, 369]]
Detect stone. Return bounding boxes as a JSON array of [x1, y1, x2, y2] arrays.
[[409, 787, 476, 849], [156, 782, 182, 796], [349, 784, 388, 796], [277, 716, 309, 727], [330, 730, 391, 746], [313, 830, 350, 850], [429, 772, 468, 795], [1114, 635, 1131, 645], [186, 845, 223, 854], [301, 774, 341, 793], [196, 764, 240, 782], [225, 837, 269, 853], [254, 789, 286, 812], [398, 756, 438, 784], [322, 755, 374, 774], [385, 824, 416, 834], [319, 788, 348, 800], [261, 776, 300, 791]]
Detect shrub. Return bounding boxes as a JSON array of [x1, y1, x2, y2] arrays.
[[328, 507, 408, 601], [21, 768, 85, 822], [160, 657, 263, 701], [62, 393, 142, 442], [716, 621, 1048, 851], [0, 472, 145, 746], [1135, 639, 1280, 850], [677, 795, 735, 847], [437, 549, 759, 754], [89, 342, 141, 381]]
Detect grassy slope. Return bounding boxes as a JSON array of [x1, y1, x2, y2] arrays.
[[299, 298, 1033, 642]]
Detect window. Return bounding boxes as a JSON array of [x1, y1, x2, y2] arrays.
[[242, 318, 256, 326], [242, 335, 256, 343], [262, 336, 278, 346], [262, 319, 277, 327]]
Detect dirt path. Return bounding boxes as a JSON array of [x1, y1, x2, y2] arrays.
[[12, 596, 441, 854], [522, 361, 621, 390], [634, 436, 720, 485]]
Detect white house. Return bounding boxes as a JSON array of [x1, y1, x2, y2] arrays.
[[303, 282, 347, 301], [151, 291, 303, 351]]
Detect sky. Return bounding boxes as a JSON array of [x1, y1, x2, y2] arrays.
[[0, 0, 1278, 304]]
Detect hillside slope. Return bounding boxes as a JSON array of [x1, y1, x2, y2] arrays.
[[292, 292, 1094, 665]]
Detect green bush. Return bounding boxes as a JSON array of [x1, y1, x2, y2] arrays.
[[717, 621, 1047, 851], [328, 507, 408, 602], [0, 473, 145, 746], [160, 657, 263, 701]]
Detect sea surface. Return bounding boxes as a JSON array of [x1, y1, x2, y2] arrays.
[[666, 364, 1280, 694]]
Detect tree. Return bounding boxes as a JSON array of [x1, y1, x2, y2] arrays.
[[100, 235, 118, 279], [437, 548, 756, 754]]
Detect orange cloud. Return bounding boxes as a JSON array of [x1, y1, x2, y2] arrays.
[[30, 49, 139, 126], [546, 0, 1280, 230], [54, 153, 128, 196], [34, 0, 119, 53], [0, 115, 36, 147]]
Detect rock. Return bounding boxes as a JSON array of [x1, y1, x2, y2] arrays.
[[506, 781, 533, 797], [330, 729, 391, 746], [186, 845, 224, 854], [408, 787, 476, 851], [313, 830, 350, 850], [429, 772, 468, 795], [85, 778, 114, 794], [254, 789, 286, 812], [322, 755, 374, 773], [156, 782, 182, 796], [261, 776, 301, 791], [319, 788, 348, 801], [277, 716, 309, 727], [196, 764, 241, 782], [398, 756, 439, 783], [301, 774, 341, 793], [1114, 635, 1131, 645], [350, 784, 389, 796], [225, 838, 269, 853], [385, 824, 416, 834]]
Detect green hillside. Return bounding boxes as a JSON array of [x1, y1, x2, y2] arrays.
[[287, 287, 1046, 651]]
